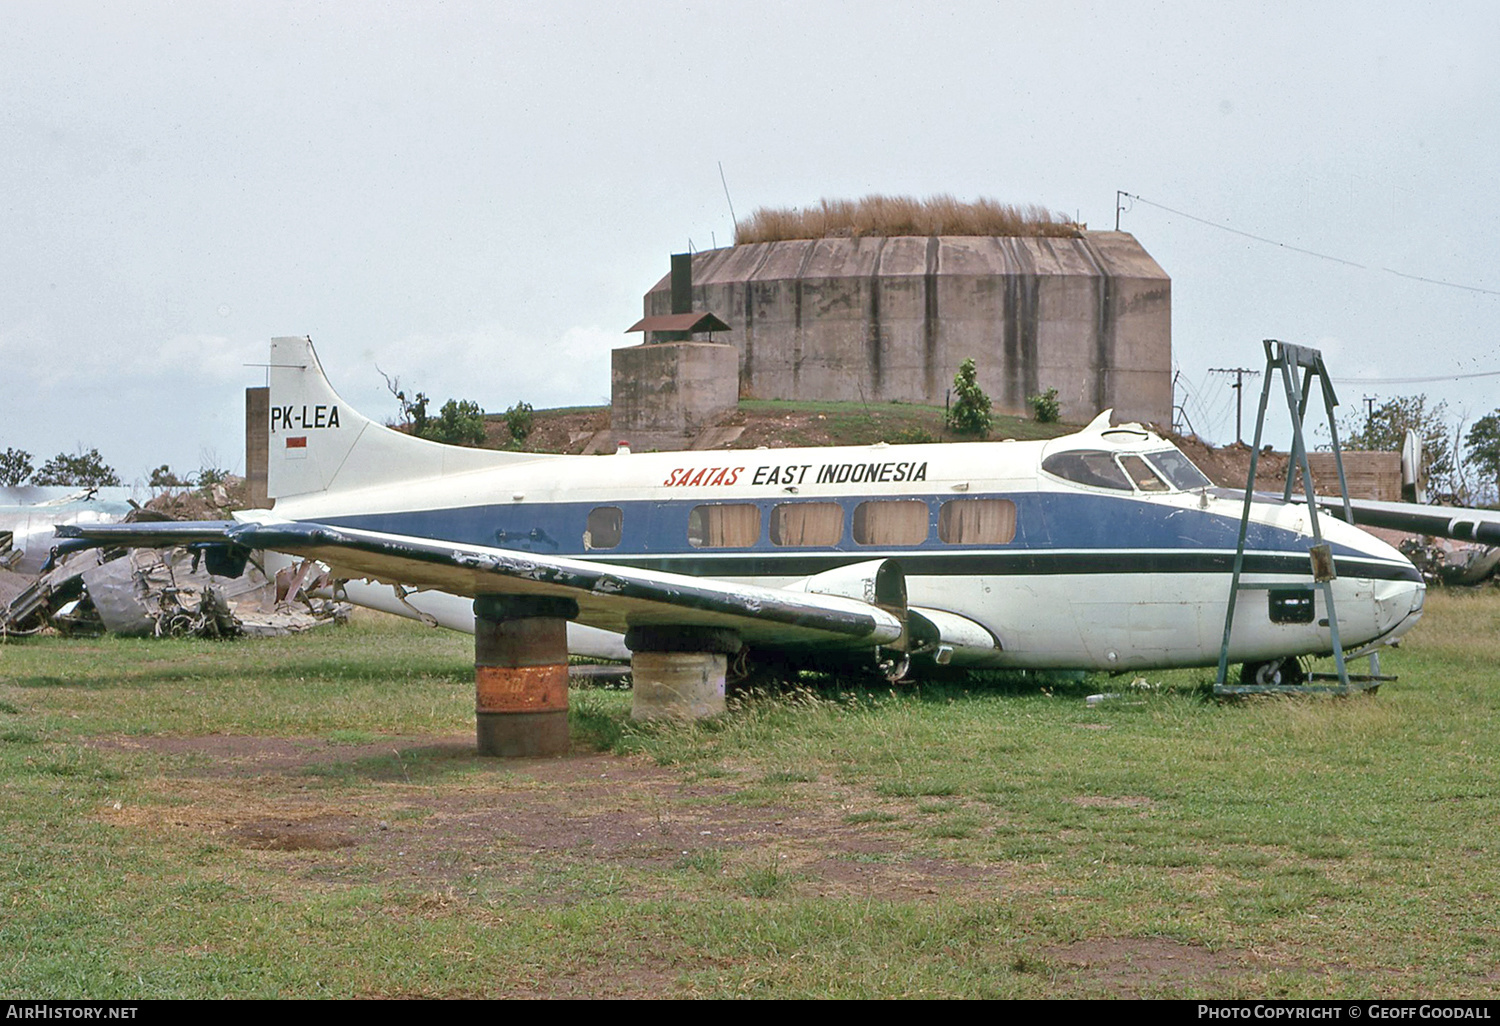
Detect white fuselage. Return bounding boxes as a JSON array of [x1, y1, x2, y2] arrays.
[[264, 427, 1425, 672]]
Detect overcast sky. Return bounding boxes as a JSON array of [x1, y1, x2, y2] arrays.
[[3, 1, 1497, 485]]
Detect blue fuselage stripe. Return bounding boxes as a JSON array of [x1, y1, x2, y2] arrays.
[[317, 492, 1420, 584]]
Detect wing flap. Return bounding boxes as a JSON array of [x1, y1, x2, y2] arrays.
[[908, 606, 1004, 667]]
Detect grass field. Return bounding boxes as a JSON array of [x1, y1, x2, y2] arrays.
[[2, 590, 1498, 998]]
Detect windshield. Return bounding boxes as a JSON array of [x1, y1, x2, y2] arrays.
[[1041, 450, 1131, 490], [1043, 446, 1213, 493], [1144, 449, 1212, 490]]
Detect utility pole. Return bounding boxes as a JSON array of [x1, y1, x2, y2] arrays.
[[1209, 367, 1259, 445]]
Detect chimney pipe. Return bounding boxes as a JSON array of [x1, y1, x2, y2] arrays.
[[670, 252, 693, 315]]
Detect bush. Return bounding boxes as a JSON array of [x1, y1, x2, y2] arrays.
[[413, 399, 486, 447], [149, 465, 187, 488], [1027, 387, 1060, 423], [505, 402, 535, 443], [195, 465, 230, 488], [945, 359, 992, 437]]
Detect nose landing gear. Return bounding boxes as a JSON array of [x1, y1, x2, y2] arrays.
[[1239, 657, 1308, 688]]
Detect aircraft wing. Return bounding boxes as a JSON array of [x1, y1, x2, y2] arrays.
[[54, 520, 905, 650], [1319, 498, 1500, 545]]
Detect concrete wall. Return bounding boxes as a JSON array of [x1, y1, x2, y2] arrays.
[[245, 387, 270, 509], [611, 342, 739, 438], [644, 231, 1171, 426]]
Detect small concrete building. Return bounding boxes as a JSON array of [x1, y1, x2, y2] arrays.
[[643, 231, 1171, 426]]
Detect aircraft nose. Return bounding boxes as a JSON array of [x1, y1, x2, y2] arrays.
[[1373, 576, 1426, 643]]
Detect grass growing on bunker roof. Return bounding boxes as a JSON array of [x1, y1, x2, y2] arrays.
[[735, 194, 1082, 245]]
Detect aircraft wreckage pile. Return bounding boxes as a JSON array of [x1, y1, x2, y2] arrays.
[[0, 485, 350, 639]]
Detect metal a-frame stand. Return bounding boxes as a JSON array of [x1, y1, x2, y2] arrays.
[[1214, 340, 1386, 696]]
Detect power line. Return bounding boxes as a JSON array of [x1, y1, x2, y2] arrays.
[[1380, 267, 1500, 296], [1329, 368, 1500, 385], [1120, 192, 1364, 268], [1119, 191, 1500, 297], [1209, 366, 1258, 445]]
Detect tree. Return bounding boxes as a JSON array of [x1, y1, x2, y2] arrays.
[[32, 448, 122, 487], [1340, 394, 1454, 497], [378, 367, 431, 435], [946, 359, 992, 436], [419, 399, 487, 447], [402, 392, 432, 435], [505, 401, 535, 444], [0, 448, 33, 487], [1465, 410, 1500, 503]]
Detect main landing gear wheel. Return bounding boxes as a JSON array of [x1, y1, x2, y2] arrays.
[[1239, 657, 1307, 687], [875, 649, 911, 684]]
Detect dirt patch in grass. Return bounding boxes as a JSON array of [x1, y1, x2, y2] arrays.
[[90, 734, 477, 777], [96, 735, 1004, 903], [1037, 937, 1266, 996], [1067, 795, 1155, 808], [231, 816, 358, 851], [814, 856, 1001, 900]]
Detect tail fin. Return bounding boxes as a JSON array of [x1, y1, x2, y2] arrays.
[[265, 336, 545, 500]]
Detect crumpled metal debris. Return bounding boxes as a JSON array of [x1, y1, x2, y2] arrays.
[[2, 545, 350, 639], [1398, 537, 1500, 587]]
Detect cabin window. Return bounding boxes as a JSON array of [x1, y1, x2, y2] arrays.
[[584, 506, 622, 550], [1041, 450, 1131, 490], [852, 500, 929, 546], [938, 498, 1017, 544], [1118, 454, 1169, 492], [770, 502, 844, 547], [1145, 449, 1212, 491], [688, 504, 761, 548]]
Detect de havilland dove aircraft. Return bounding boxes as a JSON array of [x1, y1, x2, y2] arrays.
[[58, 336, 1430, 713]]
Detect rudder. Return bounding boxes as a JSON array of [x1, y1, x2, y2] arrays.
[[265, 336, 540, 500]]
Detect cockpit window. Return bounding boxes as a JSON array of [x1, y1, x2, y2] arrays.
[[1041, 450, 1131, 491], [1144, 449, 1212, 490], [1118, 454, 1169, 492]]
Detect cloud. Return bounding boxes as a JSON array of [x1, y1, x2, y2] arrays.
[[355, 323, 621, 414]]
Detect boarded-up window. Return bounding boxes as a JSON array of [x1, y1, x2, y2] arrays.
[[770, 502, 844, 547], [852, 500, 929, 546], [584, 506, 622, 550], [938, 498, 1017, 544], [688, 504, 761, 548]]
